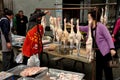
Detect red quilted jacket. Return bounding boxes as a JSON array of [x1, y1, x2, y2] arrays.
[[22, 24, 43, 57]]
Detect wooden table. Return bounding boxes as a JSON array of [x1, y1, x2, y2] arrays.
[[44, 48, 91, 63]]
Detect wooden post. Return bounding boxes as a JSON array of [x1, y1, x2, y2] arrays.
[[0, 0, 4, 18]]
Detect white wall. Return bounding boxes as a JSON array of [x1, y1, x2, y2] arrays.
[[13, 0, 57, 18], [13, 0, 63, 26]]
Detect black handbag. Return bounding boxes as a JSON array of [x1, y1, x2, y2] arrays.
[[109, 57, 120, 68]]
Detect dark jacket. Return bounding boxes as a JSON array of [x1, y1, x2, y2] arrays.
[[0, 16, 12, 52], [27, 12, 46, 32], [0, 16, 11, 42]]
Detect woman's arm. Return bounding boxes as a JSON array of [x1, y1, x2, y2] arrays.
[[79, 25, 88, 33]]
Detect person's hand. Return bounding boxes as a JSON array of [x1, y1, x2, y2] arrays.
[[21, 20, 24, 23], [88, 20, 93, 27], [112, 37, 116, 42], [110, 49, 116, 56], [14, 30, 17, 34], [112, 34, 114, 37], [6, 42, 12, 49], [44, 10, 49, 14], [111, 34, 116, 42]]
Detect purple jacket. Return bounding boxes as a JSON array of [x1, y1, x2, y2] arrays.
[[79, 22, 115, 56]]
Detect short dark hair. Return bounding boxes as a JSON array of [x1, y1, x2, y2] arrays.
[[19, 10, 23, 13], [34, 9, 41, 14], [4, 9, 13, 16], [3, 8, 9, 14], [88, 8, 101, 22]]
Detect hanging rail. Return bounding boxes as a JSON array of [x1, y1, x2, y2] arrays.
[[36, 7, 96, 10], [54, 2, 117, 6]]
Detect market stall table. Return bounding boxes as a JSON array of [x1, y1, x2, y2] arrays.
[[48, 68, 85, 80], [0, 65, 85, 80]]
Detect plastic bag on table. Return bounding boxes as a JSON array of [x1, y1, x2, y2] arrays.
[[27, 54, 40, 67], [15, 52, 23, 63]]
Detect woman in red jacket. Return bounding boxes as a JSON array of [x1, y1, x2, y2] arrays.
[[22, 12, 44, 65]]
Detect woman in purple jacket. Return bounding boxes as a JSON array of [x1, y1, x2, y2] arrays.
[[79, 9, 116, 80]]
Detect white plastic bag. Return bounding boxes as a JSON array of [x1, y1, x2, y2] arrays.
[[27, 54, 40, 67], [15, 52, 23, 63]]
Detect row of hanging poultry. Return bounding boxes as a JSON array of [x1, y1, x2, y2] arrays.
[[42, 16, 93, 61], [41, 6, 108, 45], [45, 16, 83, 48]]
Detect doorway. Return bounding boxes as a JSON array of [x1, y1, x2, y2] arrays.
[[63, 0, 81, 23]]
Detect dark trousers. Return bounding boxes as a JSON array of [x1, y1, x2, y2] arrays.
[[22, 56, 29, 65], [96, 50, 113, 80], [2, 50, 15, 71], [114, 39, 120, 50], [114, 42, 119, 58]]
